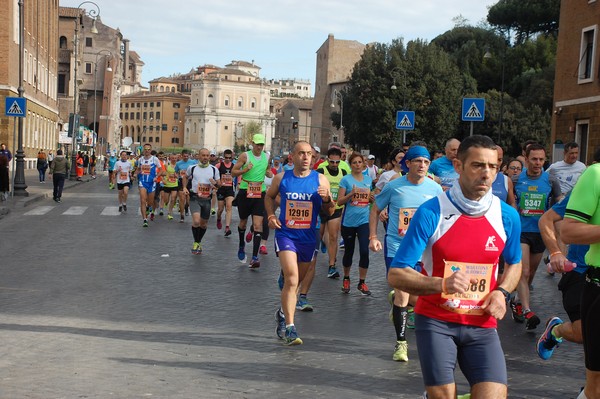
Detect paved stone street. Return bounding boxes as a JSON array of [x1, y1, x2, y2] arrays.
[[0, 171, 586, 398]]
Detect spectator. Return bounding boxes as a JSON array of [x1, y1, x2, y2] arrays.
[[0, 143, 12, 162], [36, 150, 48, 183], [49, 149, 68, 203], [0, 153, 9, 201]]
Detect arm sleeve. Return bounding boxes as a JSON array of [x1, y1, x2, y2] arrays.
[[390, 199, 440, 269]]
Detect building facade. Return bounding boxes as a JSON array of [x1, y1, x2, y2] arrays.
[[0, 0, 60, 169], [184, 61, 275, 153], [552, 0, 600, 164], [272, 98, 313, 156], [312, 34, 365, 151], [268, 78, 312, 99]]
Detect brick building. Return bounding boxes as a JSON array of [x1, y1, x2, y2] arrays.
[[552, 0, 600, 163], [0, 0, 60, 169]]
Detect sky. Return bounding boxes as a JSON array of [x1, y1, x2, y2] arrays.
[[61, 0, 499, 89]]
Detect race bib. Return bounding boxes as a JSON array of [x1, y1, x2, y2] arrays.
[[519, 192, 546, 217], [331, 187, 339, 201], [119, 172, 128, 180], [246, 181, 263, 198], [398, 208, 416, 236], [197, 183, 211, 198], [222, 174, 233, 187], [140, 164, 151, 175], [285, 200, 313, 229], [168, 173, 177, 183], [439, 260, 494, 316], [350, 188, 370, 207]]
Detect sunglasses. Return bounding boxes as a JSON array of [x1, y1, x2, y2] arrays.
[[508, 166, 522, 171], [224, 157, 232, 160], [328, 160, 341, 164]]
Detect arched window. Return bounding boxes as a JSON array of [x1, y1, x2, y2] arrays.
[[224, 95, 230, 107], [237, 96, 243, 108], [207, 94, 215, 108], [251, 97, 257, 109], [59, 36, 67, 49]]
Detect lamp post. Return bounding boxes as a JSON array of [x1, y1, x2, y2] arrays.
[[13, 0, 27, 196], [92, 50, 112, 159], [390, 66, 409, 144], [484, 43, 506, 144], [70, 1, 100, 180]]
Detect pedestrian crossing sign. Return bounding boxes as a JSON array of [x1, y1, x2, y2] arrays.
[[461, 98, 485, 122], [396, 111, 415, 130], [5, 97, 27, 117]]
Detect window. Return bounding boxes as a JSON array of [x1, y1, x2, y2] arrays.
[[125, 103, 129, 108], [59, 36, 67, 49], [173, 103, 180, 108], [124, 113, 128, 120], [149, 126, 154, 131], [132, 112, 136, 120], [155, 136, 159, 143], [224, 96, 230, 107], [85, 37, 92, 47], [85, 62, 92, 74], [148, 136, 153, 142], [58, 74, 66, 94], [251, 98, 256, 109], [156, 102, 161, 106], [162, 124, 168, 131], [156, 125, 160, 132], [171, 138, 179, 144], [150, 102, 154, 107], [149, 112, 154, 120], [579, 25, 597, 83], [237, 96, 243, 108], [144, 102, 148, 108], [576, 120, 590, 162], [143, 112, 147, 120], [156, 112, 161, 120], [174, 112, 179, 120]]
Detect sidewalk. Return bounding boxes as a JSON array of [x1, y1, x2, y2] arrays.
[[0, 169, 96, 217]]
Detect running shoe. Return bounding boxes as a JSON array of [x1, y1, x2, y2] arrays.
[[249, 256, 260, 269], [180, 215, 185, 223], [275, 309, 286, 339], [457, 395, 471, 399], [407, 308, 415, 329], [320, 240, 327, 253], [259, 245, 268, 255], [224, 227, 232, 237], [393, 340, 408, 362], [339, 238, 345, 249], [216, 219, 222, 230], [245, 230, 253, 243], [284, 325, 303, 346], [167, 214, 173, 220], [510, 299, 525, 323], [341, 278, 351, 294], [357, 282, 371, 296], [123, 205, 127, 212], [278, 271, 284, 291], [237, 246, 246, 263], [149, 212, 155, 221], [296, 296, 313, 312], [118, 205, 123, 213], [211, 208, 216, 215], [327, 265, 340, 279], [537, 317, 564, 360], [159, 208, 164, 216], [525, 310, 541, 330], [142, 219, 148, 228], [191, 242, 202, 255]]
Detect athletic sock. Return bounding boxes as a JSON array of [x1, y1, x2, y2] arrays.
[[393, 305, 408, 341], [192, 226, 201, 242], [253, 232, 262, 257], [238, 227, 245, 247]]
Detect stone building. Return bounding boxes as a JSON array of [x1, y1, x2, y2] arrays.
[[0, 0, 60, 169], [268, 78, 312, 99], [312, 34, 365, 151], [272, 98, 314, 156], [552, 0, 600, 163]]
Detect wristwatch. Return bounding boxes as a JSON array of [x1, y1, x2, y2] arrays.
[[494, 287, 511, 303]]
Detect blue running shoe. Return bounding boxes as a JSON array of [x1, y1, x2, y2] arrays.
[[284, 325, 303, 346], [278, 271, 284, 291], [275, 309, 286, 339], [237, 246, 246, 263], [339, 238, 345, 249], [320, 240, 327, 253], [537, 316, 563, 360], [296, 296, 313, 312], [327, 265, 340, 279]]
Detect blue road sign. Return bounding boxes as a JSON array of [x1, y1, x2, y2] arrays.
[[5, 97, 27, 117], [462, 98, 485, 122], [396, 111, 415, 130]]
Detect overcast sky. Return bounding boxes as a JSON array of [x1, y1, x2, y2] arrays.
[[61, 0, 498, 88]]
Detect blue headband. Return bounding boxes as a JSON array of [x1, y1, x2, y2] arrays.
[[401, 146, 430, 173]]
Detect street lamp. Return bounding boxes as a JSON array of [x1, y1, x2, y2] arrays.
[[13, 0, 28, 196], [70, 1, 100, 180], [390, 66, 409, 144], [331, 89, 344, 138], [92, 50, 112, 158], [484, 44, 506, 144]]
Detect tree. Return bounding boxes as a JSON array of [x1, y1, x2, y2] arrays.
[[487, 0, 560, 45]]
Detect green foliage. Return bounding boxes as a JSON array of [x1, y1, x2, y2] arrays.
[[487, 0, 560, 44]]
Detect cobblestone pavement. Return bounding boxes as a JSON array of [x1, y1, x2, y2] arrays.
[[0, 173, 586, 398]]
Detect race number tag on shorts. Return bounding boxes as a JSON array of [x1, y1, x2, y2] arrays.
[[197, 183, 211, 198], [519, 193, 546, 217], [351, 188, 370, 207], [398, 208, 416, 236], [119, 172, 128, 180], [440, 260, 494, 316], [285, 200, 313, 229], [141, 164, 151, 175], [168, 173, 177, 183], [331, 187, 339, 201], [221, 174, 233, 187], [246, 181, 262, 198]]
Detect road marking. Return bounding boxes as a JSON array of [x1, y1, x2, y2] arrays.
[[24, 206, 55, 215], [101, 206, 121, 216], [62, 206, 88, 215]]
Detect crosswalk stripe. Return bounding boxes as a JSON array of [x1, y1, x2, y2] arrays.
[[62, 206, 88, 215], [24, 206, 55, 216], [100, 206, 121, 216]]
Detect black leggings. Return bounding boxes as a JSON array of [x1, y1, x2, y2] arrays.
[[341, 223, 370, 269]]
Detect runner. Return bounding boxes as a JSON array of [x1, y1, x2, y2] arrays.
[[231, 134, 273, 268], [175, 149, 197, 222], [209, 150, 219, 215], [161, 153, 180, 220], [337, 152, 374, 295], [265, 141, 334, 345], [512, 143, 561, 330], [546, 142, 586, 196], [135, 144, 165, 227], [107, 152, 117, 189], [215, 149, 236, 236], [561, 157, 600, 399], [182, 148, 220, 255], [114, 150, 133, 212], [370, 145, 442, 362], [429, 138, 460, 191], [387, 135, 522, 398]]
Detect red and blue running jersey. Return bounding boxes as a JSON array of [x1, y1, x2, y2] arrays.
[[391, 192, 521, 328]]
